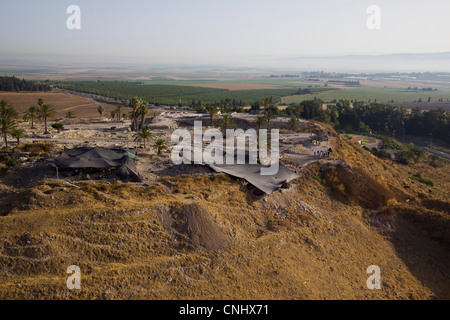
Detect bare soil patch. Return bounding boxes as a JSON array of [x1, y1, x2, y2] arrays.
[[173, 202, 231, 251], [0, 91, 117, 118]]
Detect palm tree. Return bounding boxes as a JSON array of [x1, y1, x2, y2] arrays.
[[0, 100, 9, 113], [220, 101, 231, 114], [38, 98, 45, 109], [130, 97, 144, 131], [133, 126, 155, 148], [256, 115, 267, 130], [129, 109, 140, 131], [130, 97, 143, 110], [66, 111, 76, 119], [24, 106, 38, 128], [11, 128, 25, 145], [97, 105, 105, 117], [265, 110, 276, 131], [115, 104, 123, 121], [139, 104, 148, 130], [263, 97, 272, 115], [0, 117, 17, 148], [38, 102, 56, 134], [220, 114, 237, 132], [207, 106, 218, 127], [1, 100, 17, 119], [153, 139, 168, 155]]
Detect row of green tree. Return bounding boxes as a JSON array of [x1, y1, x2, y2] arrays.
[[0, 76, 51, 92], [280, 99, 449, 143]]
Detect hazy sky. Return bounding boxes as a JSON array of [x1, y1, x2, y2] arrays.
[[0, 0, 449, 66]]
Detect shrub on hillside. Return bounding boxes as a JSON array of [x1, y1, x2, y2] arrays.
[[397, 145, 424, 164], [313, 166, 346, 197], [3, 156, 20, 167], [397, 150, 414, 164], [376, 136, 401, 150], [370, 147, 392, 160], [52, 123, 64, 133], [411, 173, 434, 187], [21, 142, 53, 153], [406, 145, 424, 161]]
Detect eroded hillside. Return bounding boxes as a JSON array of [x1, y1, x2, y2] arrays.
[[0, 134, 449, 300]]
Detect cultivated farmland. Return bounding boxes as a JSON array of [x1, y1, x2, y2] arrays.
[[284, 87, 450, 105], [0, 91, 118, 118], [54, 80, 300, 106]]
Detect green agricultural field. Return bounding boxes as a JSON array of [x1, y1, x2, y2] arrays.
[[284, 87, 450, 104], [54, 80, 300, 106], [141, 78, 308, 88], [54, 79, 450, 108]]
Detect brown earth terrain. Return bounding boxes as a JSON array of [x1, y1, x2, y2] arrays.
[[0, 91, 117, 118], [0, 124, 448, 300]]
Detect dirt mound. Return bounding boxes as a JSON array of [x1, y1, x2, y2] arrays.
[[172, 203, 231, 251]]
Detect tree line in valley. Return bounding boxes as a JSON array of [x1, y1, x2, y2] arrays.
[[254, 99, 449, 143], [0, 76, 51, 92]]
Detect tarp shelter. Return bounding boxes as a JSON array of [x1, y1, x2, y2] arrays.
[[208, 162, 299, 194], [46, 147, 142, 181], [179, 148, 299, 194]]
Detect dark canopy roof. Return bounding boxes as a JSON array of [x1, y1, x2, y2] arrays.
[[48, 148, 132, 169], [46, 147, 141, 180]]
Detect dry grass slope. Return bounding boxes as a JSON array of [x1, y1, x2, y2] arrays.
[[0, 132, 449, 300]]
